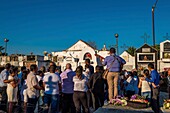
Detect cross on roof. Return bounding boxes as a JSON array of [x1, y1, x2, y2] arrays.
[[121, 44, 129, 51], [141, 33, 150, 43], [163, 33, 170, 40]]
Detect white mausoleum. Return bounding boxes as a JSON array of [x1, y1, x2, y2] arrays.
[[51, 40, 109, 71]]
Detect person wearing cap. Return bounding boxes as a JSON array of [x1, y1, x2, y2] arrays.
[[102, 48, 126, 101]]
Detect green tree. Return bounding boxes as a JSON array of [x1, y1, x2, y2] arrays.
[[0, 46, 4, 56], [152, 44, 160, 59], [152, 44, 160, 52], [126, 46, 136, 56]]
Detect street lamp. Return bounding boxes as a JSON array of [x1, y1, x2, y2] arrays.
[[4, 38, 9, 56], [114, 33, 119, 55], [152, 0, 159, 47]]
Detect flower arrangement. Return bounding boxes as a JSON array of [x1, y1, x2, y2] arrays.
[[130, 94, 149, 104], [163, 99, 170, 109], [110, 96, 128, 106], [127, 95, 150, 109]]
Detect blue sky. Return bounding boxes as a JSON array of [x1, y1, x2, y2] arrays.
[[0, 0, 170, 55]]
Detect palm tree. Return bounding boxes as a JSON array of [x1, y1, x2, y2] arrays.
[[126, 46, 136, 56]]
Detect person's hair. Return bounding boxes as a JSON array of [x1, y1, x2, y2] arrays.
[[76, 66, 83, 80], [143, 69, 150, 78], [40, 66, 46, 73], [66, 63, 72, 69], [132, 71, 137, 76], [161, 71, 168, 77], [5, 63, 11, 70], [110, 48, 116, 54], [95, 65, 100, 70], [37, 70, 43, 75], [21, 71, 28, 86], [85, 59, 90, 64], [30, 64, 37, 71], [148, 63, 154, 69], [128, 71, 133, 77], [21, 66, 26, 71], [50, 61, 56, 66], [9, 66, 18, 74], [50, 65, 56, 73]]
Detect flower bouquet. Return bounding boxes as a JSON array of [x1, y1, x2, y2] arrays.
[[110, 96, 128, 106], [127, 95, 150, 109], [163, 99, 170, 109]]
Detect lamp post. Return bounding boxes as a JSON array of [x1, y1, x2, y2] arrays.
[[4, 38, 9, 56], [152, 0, 159, 47], [115, 33, 119, 55]]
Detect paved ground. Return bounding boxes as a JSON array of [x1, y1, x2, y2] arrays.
[[94, 105, 170, 113], [94, 105, 154, 113]]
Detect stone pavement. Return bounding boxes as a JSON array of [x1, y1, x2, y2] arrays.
[[94, 105, 154, 113]]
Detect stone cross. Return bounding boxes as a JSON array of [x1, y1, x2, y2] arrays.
[[163, 33, 170, 40], [141, 33, 150, 43], [121, 44, 129, 51]]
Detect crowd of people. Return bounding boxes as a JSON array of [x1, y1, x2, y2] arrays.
[[0, 47, 169, 113]]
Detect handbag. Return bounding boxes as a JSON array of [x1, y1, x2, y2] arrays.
[[103, 56, 116, 79]]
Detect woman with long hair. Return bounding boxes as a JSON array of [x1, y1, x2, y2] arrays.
[[73, 66, 89, 113], [7, 66, 20, 113]]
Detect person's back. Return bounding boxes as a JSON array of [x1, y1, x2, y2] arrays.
[[60, 70, 75, 94], [44, 72, 60, 95], [60, 63, 76, 113], [90, 72, 104, 94]]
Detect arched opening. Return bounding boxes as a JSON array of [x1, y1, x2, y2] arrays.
[[83, 52, 92, 60]]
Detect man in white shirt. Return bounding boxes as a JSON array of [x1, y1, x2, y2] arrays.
[[26, 64, 43, 112], [43, 65, 60, 113]]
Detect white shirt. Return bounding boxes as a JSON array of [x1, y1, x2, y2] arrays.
[[43, 73, 60, 95], [141, 80, 151, 93], [26, 72, 39, 98], [73, 75, 88, 92]]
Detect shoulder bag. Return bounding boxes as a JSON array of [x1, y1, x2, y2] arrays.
[[103, 56, 116, 79]]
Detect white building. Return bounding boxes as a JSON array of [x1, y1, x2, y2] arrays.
[[158, 40, 170, 72], [120, 51, 135, 71], [51, 40, 109, 71]]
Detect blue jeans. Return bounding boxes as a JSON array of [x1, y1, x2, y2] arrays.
[[44, 93, 59, 113], [141, 91, 151, 102]]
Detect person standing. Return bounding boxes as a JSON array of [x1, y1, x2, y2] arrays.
[[7, 66, 20, 113], [85, 59, 94, 109], [85, 59, 94, 75], [73, 66, 89, 113], [43, 65, 60, 113], [167, 69, 170, 98], [145, 63, 160, 113], [18, 66, 26, 105], [88, 65, 105, 110], [102, 48, 126, 100], [159, 71, 169, 107], [26, 64, 43, 112], [138, 69, 151, 102], [0, 63, 11, 106], [60, 63, 76, 113], [123, 72, 135, 99]]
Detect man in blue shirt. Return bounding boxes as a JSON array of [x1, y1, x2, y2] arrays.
[[145, 63, 160, 113], [102, 48, 126, 101]]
